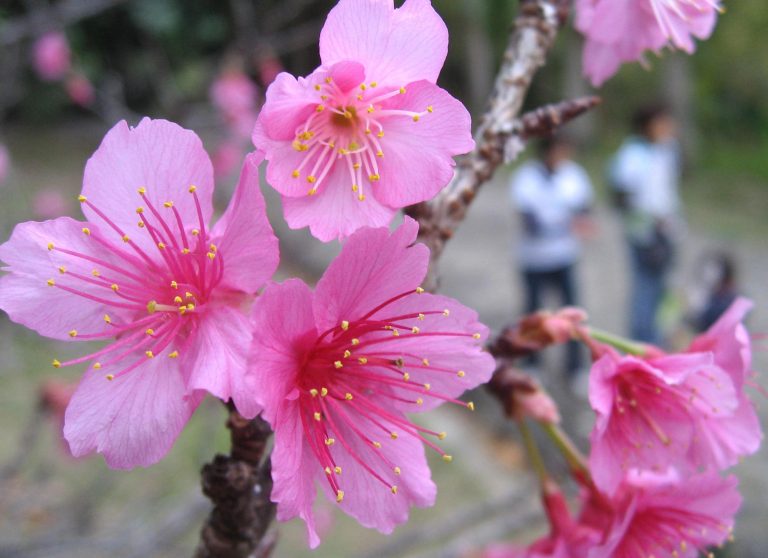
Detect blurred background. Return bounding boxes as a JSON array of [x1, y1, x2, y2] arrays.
[[0, 0, 766, 556]]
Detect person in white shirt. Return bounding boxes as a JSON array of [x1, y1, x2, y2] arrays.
[[609, 104, 682, 344], [510, 135, 594, 378]]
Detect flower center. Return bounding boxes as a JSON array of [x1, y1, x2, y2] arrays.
[[289, 74, 434, 201], [296, 288, 479, 503], [46, 185, 223, 381]]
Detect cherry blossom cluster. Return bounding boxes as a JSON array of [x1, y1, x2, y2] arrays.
[[0, 0, 757, 554], [482, 302, 762, 557], [575, 0, 723, 86], [0, 0, 491, 547]]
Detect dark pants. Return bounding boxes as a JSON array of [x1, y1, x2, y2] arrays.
[[521, 264, 581, 376], [628, 243, 668, 345]]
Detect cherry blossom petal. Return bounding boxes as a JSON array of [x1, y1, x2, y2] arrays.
[[373, 80, 473, 207], [211, 152, 279, 294], [281, 167, 396, 242], [319, 0, 448, 86], [63, 356, 201, 469], [81, 118, 214, 255], [0, 217, 128, 339], [313, 216, 426, 330]]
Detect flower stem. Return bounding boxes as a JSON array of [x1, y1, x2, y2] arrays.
[[587, 327, 647, 356], [541, 422, 591, 483], [517, 417, 548, 484]]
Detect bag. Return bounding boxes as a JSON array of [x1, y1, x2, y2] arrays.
[[635, 225, 674, 272]]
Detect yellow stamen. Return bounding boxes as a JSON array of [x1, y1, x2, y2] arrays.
[[334, 361, 343, 369], [163, 201, 173, 208], [168, 351, 179, 358], [82, 227, 91, 235], [52, 359, 61, 368], [341, 320, 350, 330], [68, 329, 77, 338], [189, 185, 197, 193]]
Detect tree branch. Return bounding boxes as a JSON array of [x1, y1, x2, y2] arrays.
[[406, 0, 577, 291], [194, 406, 276, 558]]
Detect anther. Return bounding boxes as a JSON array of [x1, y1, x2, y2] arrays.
[[403, 372, 410, 381], [106, 374, 114, 381], [373, 441, 382, 448], [412, 115, 420, 122], [438, 432, 447, 440], [68, 329, 77, 338], [422, 358, 430, 366], [336, 490, 344, 503], [104, 314, 112, 323], [334, 466, 342, 475], [427, 105, 434, 113], [341, 320, 350, 330], [443, 455, 453, 463], [47, 278, 55, 287], [146, 328, 155, 335], [325, 466, 332, 475], [457, 370, 466, 378], [310, 388, 319, 397], [163, 201, 173, 208], [78, 195, 87, 203], [157, 242, 166, 249], [391, 486, 398, 495], [393, 466, 401, 475], [207, 252, 216, 260], [377, 131, 384, 138], [321, 387, 328, 397], [92, 269, 100, 277], [351, 338, 360, 345], [314, 412, 322, 421], [314, 84, 322, 91], [93, 362, 102, 369], [82, 227, 91, 235], [168, 351, 179, 358], [146, 300, 157, 314], [325, 438, 335, 446], [390, 431, 398, 440], [121, 235, 130, 243], [307, 175, 317, 184], [316, 105, 325, 112], [376, 150, 384, 157], [334, 361, 343, 369], [343, 350, 352, 358], [345, 393, 353, 401], [109, 284, 119, 292], [399, 87, 406, 94], [47, 243, 54, 251], [136, 207, 144, 214], [137, 187, 146, 194], [369, 174, 380, 181], [416, 287, 425, 294], [370, 82, 377, 87], [358, 357, 368, 364], [472, 333, 481, 339], [358, 194, 365, 202], [467, 401, 476, 411], [58, 266, 66, 274], [416, 398, 424, 406], [424, 383, 431, 391], [145, 350, 154, 358], [292, 170, 300, 178], [170, 280, 178, 289], [188, 185, 197, 193], [191, 229, 200, 236], [443, 309, 450, 316], [52, 359, 61, 368]]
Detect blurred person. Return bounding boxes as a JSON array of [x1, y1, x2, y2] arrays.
[[509, 135, 595, 381], [609, 104, 682, 344], [688, 251, 741, 333]]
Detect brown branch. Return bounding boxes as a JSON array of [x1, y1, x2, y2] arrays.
[[406, 0, 582, 291], [194, 406, 276, 558]]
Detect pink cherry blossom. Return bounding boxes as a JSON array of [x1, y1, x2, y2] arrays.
[[246, 217, 494, 546], [575, 0, 720, 87], [0, 118, 279, 469], [588, 350, 740, 494], [33, 31, 72, 81], [0, 143, 9, 187], [32, 187, 71, 219], [253, 0, 474, 241], [686, 297, 763, 469], [211, 68, 260, 140], [65, 73, 95, 107], [589, 471, 741, 558]]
